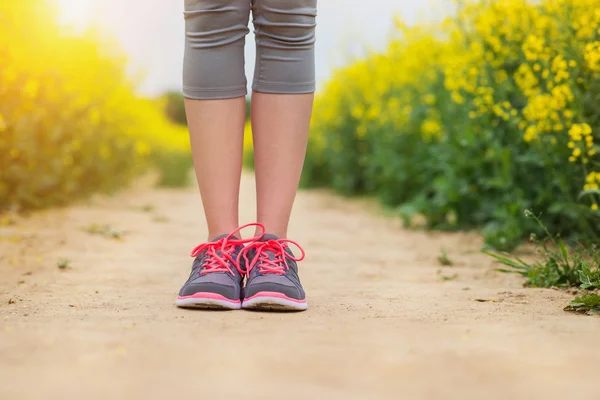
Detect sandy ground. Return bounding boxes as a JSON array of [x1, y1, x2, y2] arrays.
[[1, 172, 599, 400]]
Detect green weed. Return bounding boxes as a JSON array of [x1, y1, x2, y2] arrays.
[[437, 269, 458, 281], [564, 293, 600, 315], [83, 224, 126, 240], [437, 249, 453, 266], [484, 210, 600, 314], [483, 211, 599, 289], [140, 204, 154, 213], [57, 258, 71, 270]]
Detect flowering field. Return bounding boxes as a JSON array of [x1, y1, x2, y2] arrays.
[[0, 2, 191, 212], [302, 0, 600, 249]]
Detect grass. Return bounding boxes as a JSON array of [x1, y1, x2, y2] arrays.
[[57, 258, 71, 270], [437, 249, 453, 266], [155, 151, 193, 188], [437, 269, 458, 281], [483, 210, 600, 315], [83, 224, 126, 241]]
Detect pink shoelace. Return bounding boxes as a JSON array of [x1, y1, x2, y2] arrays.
[[240, 237, 305, 276], [190, 223, 265, 275]]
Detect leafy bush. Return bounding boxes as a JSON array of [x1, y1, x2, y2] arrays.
[[162, 91, 188, 126], [0, 2, 191, 211], [297, 0, 600, 250], [243, 122, 255, 168]]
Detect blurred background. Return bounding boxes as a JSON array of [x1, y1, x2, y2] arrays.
[[1, 0, 600, 251], [52, 0, 450, 96]]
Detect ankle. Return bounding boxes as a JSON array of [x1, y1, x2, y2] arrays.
[[207, 229, 236, 241]]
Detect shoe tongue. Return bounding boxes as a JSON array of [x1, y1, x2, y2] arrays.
[[202, 234, 240, 259], [258, 234, 291, 261], [210, 234, 239, 242], [260, 233, 280, 242]]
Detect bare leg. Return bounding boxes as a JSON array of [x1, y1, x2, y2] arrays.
[[185, 97, 246, 240], [251, 92, 314, 238]]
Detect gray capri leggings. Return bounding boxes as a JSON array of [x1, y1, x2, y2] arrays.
[[183, 0, 317, 99]]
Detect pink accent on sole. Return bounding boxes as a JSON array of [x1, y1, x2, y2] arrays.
[[175, 292, 241, 310], [242, 291, 308, 311]]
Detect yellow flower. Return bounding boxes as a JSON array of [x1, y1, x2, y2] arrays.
[[356, 125, 367, 138], [592, 204, 598, 211], [586, 172, 597, 183], [424, 94, 436, 105], [582, 123, 592, 135], [451, 91, 465, 104], [569, 124, 583, 140], [351, 105, 364, 119], [23, 79, 39, 98], [135, 141, 150, 156], [0, 114, 6, 132], [524, 126, 538, 142]]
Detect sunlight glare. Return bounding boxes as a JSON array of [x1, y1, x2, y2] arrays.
[[54, 0, 95, 29]]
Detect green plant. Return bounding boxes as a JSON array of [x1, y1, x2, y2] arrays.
[[154, 150, 193, 188], [484, 210, 599, 289], [57, 258, 71, 270], [564, 293, 600, 315], [437, 249, 453, 266], [161, 91, 187, 126], [437, 269, 458, 281], [298, 0, 600, 251], [580, 262, 600, 289], [83, 224, 126, 240], [245, 97, 251, 122], [0, 1, 192, 212]]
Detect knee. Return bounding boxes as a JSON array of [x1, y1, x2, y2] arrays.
[[184, 0, 250, 49], [183, 0, 250, 99], [253, 0, 317, 50]]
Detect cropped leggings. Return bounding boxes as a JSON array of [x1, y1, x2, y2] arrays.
[[182, 0, 317, 99]]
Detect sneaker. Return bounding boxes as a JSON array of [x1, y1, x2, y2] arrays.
[[240, 234, 308, 311], [175, 223, 264, 310]]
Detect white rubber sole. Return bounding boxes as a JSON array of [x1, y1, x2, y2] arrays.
[[242, 295, 308, 311], [175, 297, 241, 310]]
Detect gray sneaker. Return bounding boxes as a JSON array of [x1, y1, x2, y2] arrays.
[[175, 224, 263, 310], [241, 234, 307, 311]]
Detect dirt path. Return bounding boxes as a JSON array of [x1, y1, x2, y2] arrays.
[[1, 172, 599, 399]]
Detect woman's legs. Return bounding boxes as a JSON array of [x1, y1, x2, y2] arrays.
[[238, 0, 317, 311], [185, 98, 246, 240], [250, 0, 318, 238], [182, 0, 251, 240], [176, 0, 253, 309], [251, 93, 313, 238]]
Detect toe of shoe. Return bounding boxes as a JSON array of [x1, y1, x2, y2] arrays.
[[179, 282, 238, 300], [245, 279, 304, 300]]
